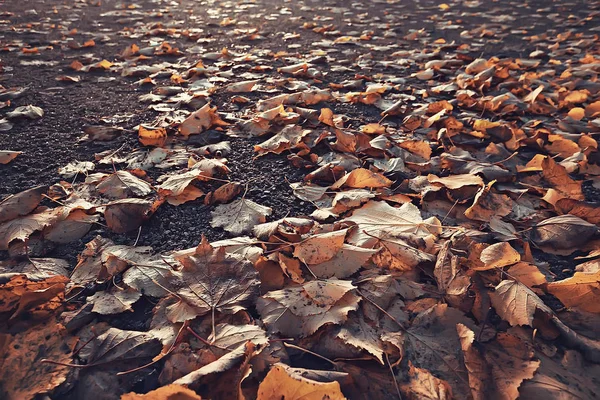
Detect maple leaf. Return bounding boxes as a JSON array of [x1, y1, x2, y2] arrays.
[[167, 237, 260, 323], [257, 279, 360, 337]]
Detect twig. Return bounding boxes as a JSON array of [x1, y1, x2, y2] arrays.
[[283, 342, 338, 369], [385, 353, 403, 400]]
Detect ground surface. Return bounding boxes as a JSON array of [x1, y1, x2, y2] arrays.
[[1, 0, 600, 399]]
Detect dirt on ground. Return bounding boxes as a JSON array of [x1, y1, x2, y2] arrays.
[[1, 0, 600, 398]]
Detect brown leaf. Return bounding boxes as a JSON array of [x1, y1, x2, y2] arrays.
[[0, 185, 47, 223], [138, 125, 167, 147], [104, 198, 153, 233], [401, 362, 453, 400], [477, 242, 521, 270], [457, 324, 489, 400], [483, 331, 540, 400], [179, 103, 228, 137], [257, 363, 346, 400], [78, 327, 161, 367], [0, 322, 76, 400], [337, 313, 384, 364], [257, 279, 359, 337], [531, 214, 598, 252], [541, 156, 584, 200], [404, 304, 472, 398], [310, 244, 377, 279], [330, 168, 392, 189], [554, 198, 600, 225], [121, 384, 201, 400], [97, 171, 153, 199], [342, 201, 438, 247], [547, 271, 600, 313], [173, 342, 249, 386], [0, 208, 61, 250], [0, 257, 69, 281], [210, 198, 272, 235], [87, 287, 141, 315], [167, 237, 260, 322], [465, 182, 512, 222], [0, 150, 21, 165], [210, 323, 269, 349], [293, 229, 348, 265]]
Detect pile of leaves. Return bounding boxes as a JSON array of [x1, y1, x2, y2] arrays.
[[1, 0, 600, 399]]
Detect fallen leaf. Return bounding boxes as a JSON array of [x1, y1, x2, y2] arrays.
[[87, 287, 142, 315], [78, 327, 161, 368], [211, 198, 272, 235], [401, 362, 453, 400], [477, 242, 521, 270], [0, 151, 21, 164], [293, 229, 348, 264], [309, 244, 377, 279], [330, 168, 392, 189], [0, 185, 47, 223], [0, 208, 60, 250], [547, 272, 600, 313], [0, 322, 76, 400], [490, 280, 552, 326], [342, 201, 438, 246], [531, 214, 598, 252], [257, 279, 360, 337], [167, 237, 260, 322], [104, 198, 153, 233], [6, 105, 43, 119], [257, 363, 346, 400], [121, 384, 201, 400], [179, 103, 228, 137], [138, 125, 167, 147]]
